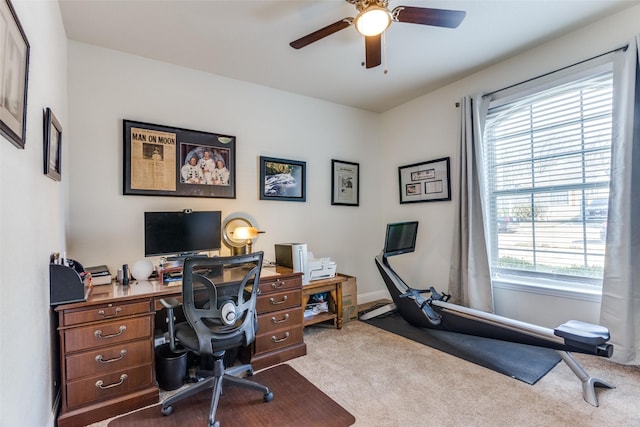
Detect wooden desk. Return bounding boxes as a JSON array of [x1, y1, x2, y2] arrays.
[[54, 266, 306, 427], [301, 275, 346, 329]]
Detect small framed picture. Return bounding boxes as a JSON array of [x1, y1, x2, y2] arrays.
[[331, 159, 359, 206], [259, 156, 306, 202], [398, 157, 451, 203], [0, 0, 30, 149], [43, 108, 62, 181]]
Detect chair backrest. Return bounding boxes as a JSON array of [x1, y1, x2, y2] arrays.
[[181, 251, 264, 355]]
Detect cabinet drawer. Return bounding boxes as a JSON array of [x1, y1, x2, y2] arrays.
[[259, 276, 300, 294], [254, 326, 303, 355], [256, 289, 301, 314], [64, 316, 152, 353], [66, 364, 154, 410], [257, 306, 302, 334], [65, 339, 152, 381], [62, 300, 152, 327]]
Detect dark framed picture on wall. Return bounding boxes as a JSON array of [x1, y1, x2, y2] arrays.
[[398, 157, 451, 204], [0, 0, 30, 149], [123, 120, 236, 199], [259, 156, 306, 202], [331, 159, 359, 206], [43, 108, 62, 181]]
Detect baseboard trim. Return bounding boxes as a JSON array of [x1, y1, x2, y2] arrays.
[[357, 290, 390, 305], [48, 389, 61, 426]]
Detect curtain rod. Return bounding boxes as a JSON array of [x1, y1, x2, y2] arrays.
[[481, 44, 628, 99]]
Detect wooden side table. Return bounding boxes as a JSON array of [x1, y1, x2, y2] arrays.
[[301, 275, 344, 329]]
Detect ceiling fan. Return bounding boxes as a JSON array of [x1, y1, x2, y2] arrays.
[[289, 0, 466, 69]]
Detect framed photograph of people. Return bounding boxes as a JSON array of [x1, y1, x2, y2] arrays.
[[0, 0, 30, 149], [398, 157, 451, 204], [43, 108, 62, 181], [123, 120, 236, 198], [331, 159, 359, 206], [259, 156, 306, 202]]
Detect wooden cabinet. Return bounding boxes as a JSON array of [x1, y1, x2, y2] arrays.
[[55, 299, 158, 427], [242, 271, 307, 370], [54, 266, 305, 426]]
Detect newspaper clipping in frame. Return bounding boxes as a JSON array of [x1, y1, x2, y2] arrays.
[[130, 127, 177, 191]]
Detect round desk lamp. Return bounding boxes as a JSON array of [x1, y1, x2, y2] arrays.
[[222, 216, 262, 255], [232, 226, 259, 254]]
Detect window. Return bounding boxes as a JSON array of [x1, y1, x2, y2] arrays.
[[483, 64, 613, 291]]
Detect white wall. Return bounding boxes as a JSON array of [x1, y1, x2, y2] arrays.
[[66, 42, 384, 300], [1, 3, 636, 425], [0, 1, 68, 426], [379, 4, 640, 327]]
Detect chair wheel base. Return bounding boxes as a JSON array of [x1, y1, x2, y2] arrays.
[[264, 391, 274, 402], [161, 405, 173, 416]]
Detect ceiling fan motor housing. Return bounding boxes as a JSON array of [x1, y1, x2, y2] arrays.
[[348, 0, 390, 13]]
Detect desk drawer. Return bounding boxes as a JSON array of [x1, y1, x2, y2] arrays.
[[66, 364, 154, 410], [257, 306, 302, 334], [256, 289, 301, 314], [259, 276, 300, 294], [65, 339, 152, 381], [62, 301, 152, 327], [64, 316, 152, 353], [254, 325, 303, 355]]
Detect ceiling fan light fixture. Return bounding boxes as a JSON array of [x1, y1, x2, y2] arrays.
[[354, 6, 391, 36]]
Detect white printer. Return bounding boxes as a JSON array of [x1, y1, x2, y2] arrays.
[[274, 244, 336, 283], [307, 252, 337, 281]]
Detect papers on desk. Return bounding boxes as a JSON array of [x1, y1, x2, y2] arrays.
[[86, 265, 112, 286]]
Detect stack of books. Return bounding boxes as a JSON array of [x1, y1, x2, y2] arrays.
[[86, 265, 112, 286]]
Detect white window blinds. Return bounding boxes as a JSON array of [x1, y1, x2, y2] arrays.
[[483, 67, 613, 286]]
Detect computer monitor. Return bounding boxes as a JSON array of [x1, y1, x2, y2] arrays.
[[144, 210, 222, 258], [383, 221, 419, 257]]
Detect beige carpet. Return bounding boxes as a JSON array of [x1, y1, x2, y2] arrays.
[[286, 321, 640, 427], [90, 320, 640, 426]]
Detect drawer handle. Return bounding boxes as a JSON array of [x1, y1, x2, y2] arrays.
[[94, 325, 126, 339], [95, 374, 128, 390], [96, 350, 127, 363], [271, 280, 285, 289], [271, 314, 290, 324], [269, 295, 288, 305], [271, 332, 290, 343], [98, 307, 122, 319]]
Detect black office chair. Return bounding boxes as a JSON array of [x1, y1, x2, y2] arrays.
[[159, 252, 273, 427]]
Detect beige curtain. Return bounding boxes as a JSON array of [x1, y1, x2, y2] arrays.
[[599, 36, 640, 365], [448, 96, 493, 312]]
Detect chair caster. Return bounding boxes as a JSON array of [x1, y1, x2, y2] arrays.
[[264, 391, 274, 402], [209, 420, 220, 427], [161, 405, 173, 416]]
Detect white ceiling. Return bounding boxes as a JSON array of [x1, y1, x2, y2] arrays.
[[59, 0, 639, 113]]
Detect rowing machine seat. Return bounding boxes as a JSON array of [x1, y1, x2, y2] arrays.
[[554, 320, 610, 345]]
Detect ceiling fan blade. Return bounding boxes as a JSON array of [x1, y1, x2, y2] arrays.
[[365, 34, 381, 69], [392, 6, 466, 28], [290, 18, 353, 49]]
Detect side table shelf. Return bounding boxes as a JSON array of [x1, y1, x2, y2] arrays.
[[302, 275, 346, 329]]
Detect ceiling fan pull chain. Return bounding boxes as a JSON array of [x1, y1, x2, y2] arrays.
[[383, 31, 388, 74]]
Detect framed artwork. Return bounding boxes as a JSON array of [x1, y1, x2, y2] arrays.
[[331, 159, 359, 206], [43, 108, 62, 181], [259, 156, 306, 202], [123, 120, 236, 199], [0, 0, 30, 149], [398, 157, 451, 204]]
